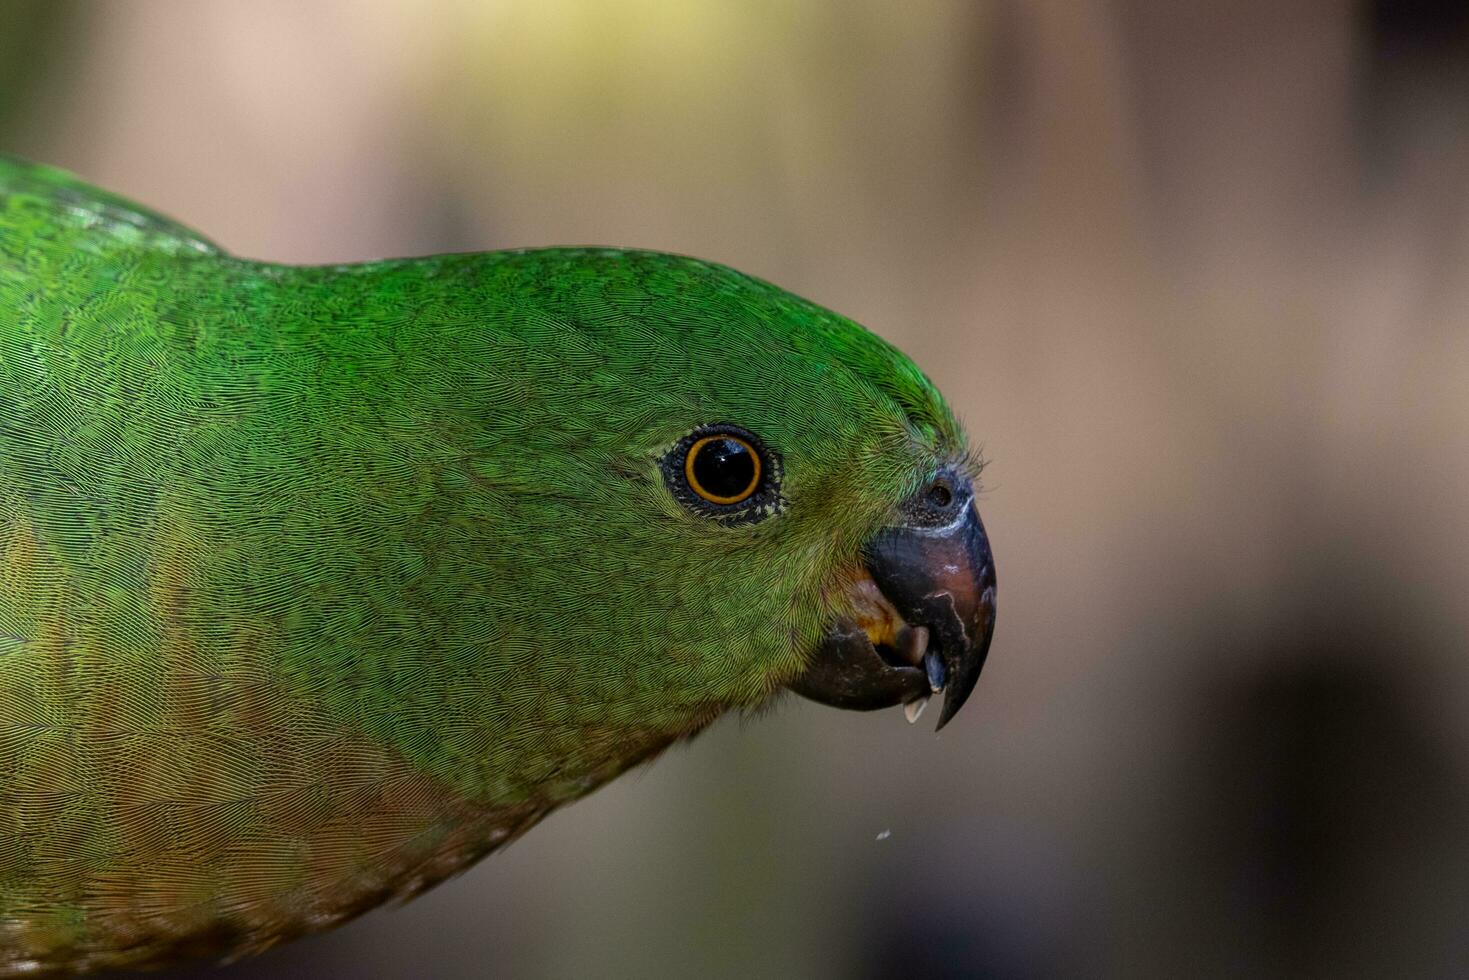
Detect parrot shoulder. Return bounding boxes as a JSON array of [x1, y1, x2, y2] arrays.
[[0, 154, 221, 258]]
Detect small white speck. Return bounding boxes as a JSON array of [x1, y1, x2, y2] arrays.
[[875, 829, 891, 841]]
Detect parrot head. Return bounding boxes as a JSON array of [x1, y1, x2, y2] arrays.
[[459, 248, 996, 731], [0, 160, 999, 972]]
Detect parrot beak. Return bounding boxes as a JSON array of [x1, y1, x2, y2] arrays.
[[790, 477, 996, 730]]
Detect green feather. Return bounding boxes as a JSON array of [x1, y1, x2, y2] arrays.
[[0, 158, 968, 973], [0, 154, 219, 257]]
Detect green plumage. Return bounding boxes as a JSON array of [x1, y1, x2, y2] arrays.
[[0, 157, 970, 972]]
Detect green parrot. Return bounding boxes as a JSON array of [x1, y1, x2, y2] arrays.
[[0, 156, 996, 974]]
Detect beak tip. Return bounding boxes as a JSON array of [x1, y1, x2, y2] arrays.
[[933, 690, 964, 731], [931, 599, 995, 731]]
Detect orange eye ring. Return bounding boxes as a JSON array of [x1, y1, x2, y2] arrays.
[[684, 434, 762, 505]]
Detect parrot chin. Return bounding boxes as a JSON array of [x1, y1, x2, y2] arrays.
[[789, 474, 996, 730]]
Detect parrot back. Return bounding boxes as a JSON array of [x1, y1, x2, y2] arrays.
[[0, 155, 220, 259]]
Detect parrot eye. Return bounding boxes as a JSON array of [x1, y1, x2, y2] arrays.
[[663, 424, 782, 524], [686, 435, 760, 504]]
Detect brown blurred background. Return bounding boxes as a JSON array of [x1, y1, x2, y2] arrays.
[[5, 1, 1469, 977]]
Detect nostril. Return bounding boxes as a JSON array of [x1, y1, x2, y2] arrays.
[[926, 481, 953, 510]]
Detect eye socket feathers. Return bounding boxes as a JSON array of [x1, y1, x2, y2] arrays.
[[662, 424, 782, 525]]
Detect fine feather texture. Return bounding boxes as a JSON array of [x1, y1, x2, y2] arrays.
[[0, 157, 972, 973]]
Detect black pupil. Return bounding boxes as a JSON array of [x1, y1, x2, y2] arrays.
[[694, 438, 756, 500]]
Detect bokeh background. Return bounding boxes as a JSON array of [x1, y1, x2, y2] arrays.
[[4, 1, 1469, 977]]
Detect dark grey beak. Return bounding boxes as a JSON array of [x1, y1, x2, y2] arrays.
[[790, 473, 997, 730]]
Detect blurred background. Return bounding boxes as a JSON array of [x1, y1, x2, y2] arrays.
[[4, 1, 1468, 977]]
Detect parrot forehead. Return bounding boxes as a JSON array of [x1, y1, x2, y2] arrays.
[[483, 248, 966, 459]]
